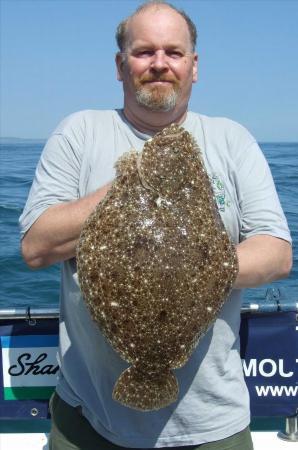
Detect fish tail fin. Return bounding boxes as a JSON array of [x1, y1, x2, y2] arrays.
[[112, 366, 178, 411]]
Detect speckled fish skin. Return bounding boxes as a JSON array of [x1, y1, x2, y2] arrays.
[[76, 124, 238, 411]]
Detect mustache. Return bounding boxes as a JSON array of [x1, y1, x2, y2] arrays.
[[139, 75, 178, 84]]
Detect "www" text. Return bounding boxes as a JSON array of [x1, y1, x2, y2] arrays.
[[255, 385, 298, 396]]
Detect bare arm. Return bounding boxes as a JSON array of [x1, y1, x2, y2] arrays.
[[234, 235, 292, 289], [21, 183, 111, 269]]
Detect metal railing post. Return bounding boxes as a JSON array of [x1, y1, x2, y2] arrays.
[[278, 413, 298, 442]]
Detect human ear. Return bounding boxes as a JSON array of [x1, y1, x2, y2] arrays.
[[116, 52, 125, 81], [192, 53, 198, 83]]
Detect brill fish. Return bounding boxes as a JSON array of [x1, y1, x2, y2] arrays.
[[76, 124, 238, 411]]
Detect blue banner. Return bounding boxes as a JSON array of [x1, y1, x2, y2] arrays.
[[240, 311, 297, 416], [0, 311, 297, 419]]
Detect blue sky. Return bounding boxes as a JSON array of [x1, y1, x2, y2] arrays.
[[1, 0, 297, 141]]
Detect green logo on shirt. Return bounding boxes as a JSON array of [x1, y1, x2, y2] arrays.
[[210, 175, 231, 212]]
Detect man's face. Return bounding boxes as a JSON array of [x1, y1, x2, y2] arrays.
[[116, 6, 198, 114]]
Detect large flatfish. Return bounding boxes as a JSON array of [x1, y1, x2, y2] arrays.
[[76, 124, 238, 411]]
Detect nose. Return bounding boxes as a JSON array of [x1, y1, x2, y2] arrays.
[[150, 50, 169, 72]]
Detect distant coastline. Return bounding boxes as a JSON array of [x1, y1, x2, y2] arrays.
[[0, 137, 297, 146], [0, 137, 46, 144]]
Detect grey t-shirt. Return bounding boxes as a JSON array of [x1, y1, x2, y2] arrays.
[[20, 110, 291, 447]]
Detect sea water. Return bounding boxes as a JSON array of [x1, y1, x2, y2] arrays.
[[0, 139, 297, 308]]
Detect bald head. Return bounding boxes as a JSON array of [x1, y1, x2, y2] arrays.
[[116, 1, 197, 54]]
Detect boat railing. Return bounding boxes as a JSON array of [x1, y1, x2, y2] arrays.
[[0, 287, 297, 442]]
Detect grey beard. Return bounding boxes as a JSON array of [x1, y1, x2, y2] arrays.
[[135, 88, 178, 112]]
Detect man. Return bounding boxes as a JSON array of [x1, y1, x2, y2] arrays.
[[20, 1, 292, 449]]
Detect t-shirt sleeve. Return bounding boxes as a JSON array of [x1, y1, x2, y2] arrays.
[[235, 138, 292, 244], [19, 131, 82, 238]]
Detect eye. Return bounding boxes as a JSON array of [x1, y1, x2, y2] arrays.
[[166, 50, 184, 59], [134, 50, 155, 58]]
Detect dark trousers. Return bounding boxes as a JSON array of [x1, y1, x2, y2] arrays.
[[49, 392, 254, 450]]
